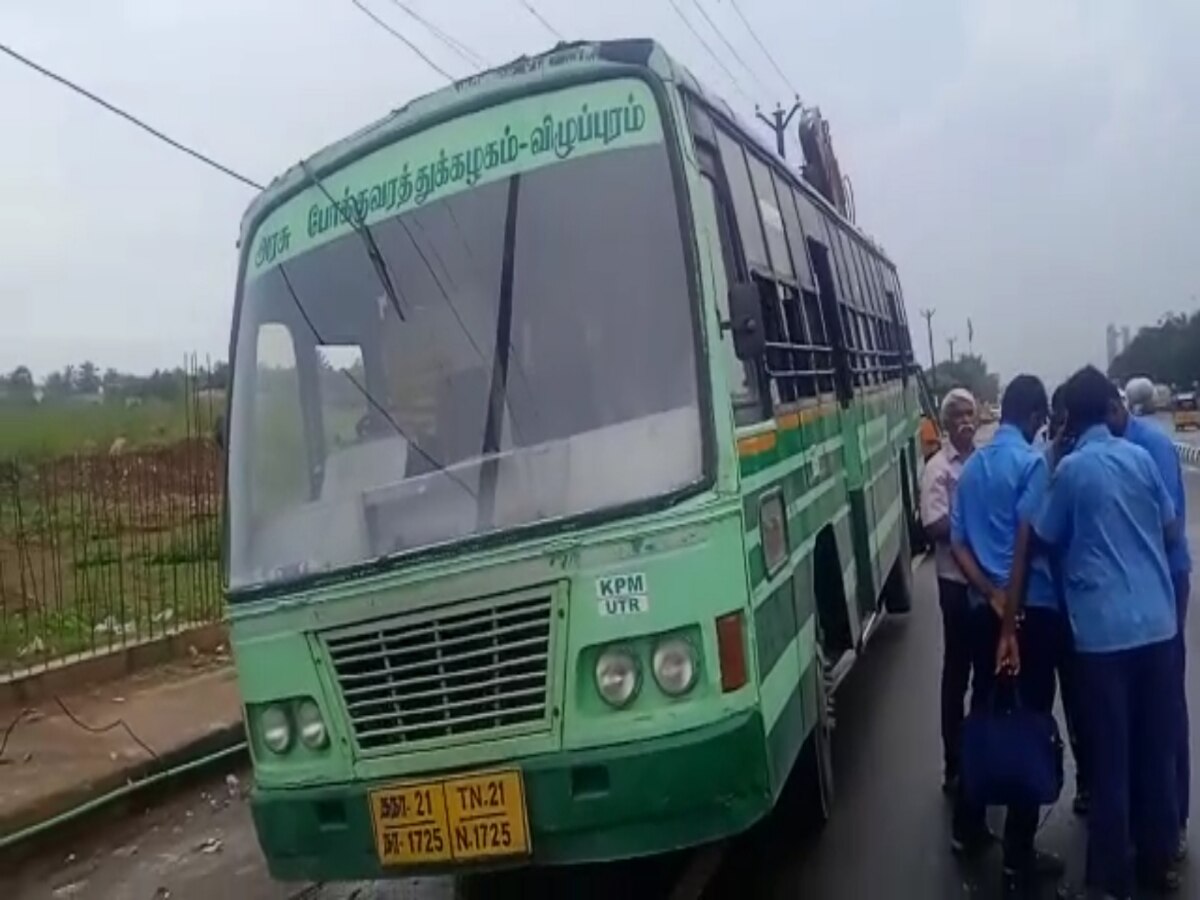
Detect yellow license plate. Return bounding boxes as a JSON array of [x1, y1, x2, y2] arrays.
[[369, 769, 530, 867]]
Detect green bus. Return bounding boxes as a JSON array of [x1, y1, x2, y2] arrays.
[[226, 39, 923, 881]]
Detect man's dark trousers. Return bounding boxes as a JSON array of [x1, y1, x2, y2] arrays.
[[939, 578, 972, 783], [1077, 639, 1181, 896], [1174, 572, 1190, 831], [954, 605, 1062, 864]]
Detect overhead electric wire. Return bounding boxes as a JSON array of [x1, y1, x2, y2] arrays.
[[514, 0, 565, 41], [0, 41, 263, 190], [385, 0, 491, 70], [666, 0, 752, 106], [726, 0, 799, 97], [689, 0, 771, 96], [351, 0, 456, 82]]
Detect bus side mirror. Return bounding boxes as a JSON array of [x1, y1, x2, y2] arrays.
[[213, 413, 226, 451], [728, 282, 766, 360]]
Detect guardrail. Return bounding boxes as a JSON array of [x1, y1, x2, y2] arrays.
[[1176, 442, 1200, 468]]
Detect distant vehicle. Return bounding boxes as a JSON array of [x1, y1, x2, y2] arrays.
[[978, 403, 998, 424], [1174, 392, 1199, 431]]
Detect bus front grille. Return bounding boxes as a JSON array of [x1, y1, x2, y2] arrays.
[[322, 591, 554, 752]]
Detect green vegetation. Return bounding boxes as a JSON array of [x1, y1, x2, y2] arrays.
[[0, 360, 224, 459], [1109, 311, 1200, 389], [929, 353, 1001, 404], [0, 359, 228, 671], [0, 458, 224, 671], [0, 397, 220, 459]]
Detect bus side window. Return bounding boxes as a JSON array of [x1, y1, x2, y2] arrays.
[[824, 228, 864, 390], [715, 130, 770, 274], [805, 236, 853, 403], [699, 167, 764, 424], [782, 187, 835, 397]]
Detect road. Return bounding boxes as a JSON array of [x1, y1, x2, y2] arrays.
[[711, 463, 1200, 899], [6, 468, 1200, 899], [1157, 412, 1200, 449]]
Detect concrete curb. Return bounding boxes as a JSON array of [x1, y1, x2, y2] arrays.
[[0, 623, 229, 707], [0, 721, 247, 857]]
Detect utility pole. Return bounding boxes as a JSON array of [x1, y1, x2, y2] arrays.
[[756, 100, 803, 159], [947, 336, 958, 365], [920, 308, 937, 397], [967, 318, 974, 357]]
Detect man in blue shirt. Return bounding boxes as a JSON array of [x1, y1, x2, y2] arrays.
[[1044, 384, 1091, 816], [1036, 366, 1182, 898], [950, 375, 1063, 892], [1112, 377, 1191, 849]]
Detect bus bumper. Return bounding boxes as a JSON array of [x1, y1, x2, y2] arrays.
[[250, 709, 770, 881]]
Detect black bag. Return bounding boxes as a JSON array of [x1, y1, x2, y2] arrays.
[[961, 681, 1064, 808]]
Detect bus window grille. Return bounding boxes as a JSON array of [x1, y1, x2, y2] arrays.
[[380, 629, 405, 736], [434, 619, 452, 736], [491, 606, 502, 726], [321, 591, 554, 753]]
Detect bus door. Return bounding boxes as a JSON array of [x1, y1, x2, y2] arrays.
[[804, 232, 868, 645]]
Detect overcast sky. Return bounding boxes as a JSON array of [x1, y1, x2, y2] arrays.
[[3, 0, 1198, 388]]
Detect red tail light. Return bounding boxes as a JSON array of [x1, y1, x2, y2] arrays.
[[716, 611, 748, 692]]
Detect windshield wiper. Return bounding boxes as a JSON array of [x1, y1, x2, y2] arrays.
[[298, 159, 406, 323], [275, 263, 478, 501]]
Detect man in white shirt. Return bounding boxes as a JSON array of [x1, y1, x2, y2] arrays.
[[920, 388, 978, 804]]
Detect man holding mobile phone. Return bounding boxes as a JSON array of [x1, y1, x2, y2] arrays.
[[1037, 366, 1181, 898]]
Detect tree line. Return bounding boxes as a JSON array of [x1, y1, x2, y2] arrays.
[[0, 361, 229, 405], [1109, 310, 1200, 389], [928, 353, 1001, 405]]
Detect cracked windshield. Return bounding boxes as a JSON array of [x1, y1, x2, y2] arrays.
[[4, 3, 1200, 900]]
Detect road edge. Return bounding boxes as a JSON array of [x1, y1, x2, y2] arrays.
[[0, 721, 247, 857]]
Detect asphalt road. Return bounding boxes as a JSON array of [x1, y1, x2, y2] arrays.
[[7, 468, 1200, 900], [710, 466, 1200, 899]]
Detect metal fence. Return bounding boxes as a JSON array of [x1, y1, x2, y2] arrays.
[[0, 379, 224, 678]]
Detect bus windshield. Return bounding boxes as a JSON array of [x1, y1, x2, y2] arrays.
[[227, 79, 703, 591]]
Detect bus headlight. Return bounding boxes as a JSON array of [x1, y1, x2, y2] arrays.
[[652, 637, 698, 696], [595, 648, 640, 708], [296, 699, 329, 750], [260, 705, 292, 754]]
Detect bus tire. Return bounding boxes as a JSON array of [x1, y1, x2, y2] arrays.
[[796, 658, 836, 830], [882, 520, 914, 613]]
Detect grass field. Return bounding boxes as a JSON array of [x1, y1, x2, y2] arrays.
[[0, 397, 222, 460], [0, 392, 226, 674]]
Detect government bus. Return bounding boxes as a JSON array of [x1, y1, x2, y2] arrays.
[[226, 38, 924, 881]]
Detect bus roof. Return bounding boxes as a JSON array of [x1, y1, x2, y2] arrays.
[[239, 38, 893, 267]]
